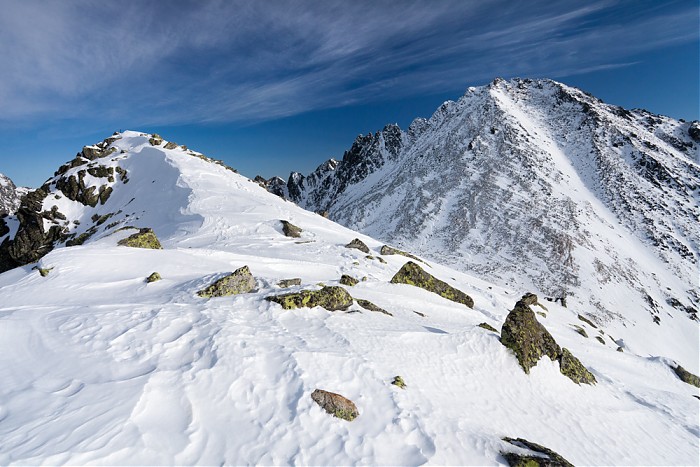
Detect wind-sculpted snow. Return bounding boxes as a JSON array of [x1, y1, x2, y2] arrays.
[[0, 131, 698, 464], [281, 78, 699, 335]]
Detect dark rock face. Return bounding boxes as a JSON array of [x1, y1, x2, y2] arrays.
[[345, 238, 370, 253], [501, 299, 596, 384], [0, 187, 63, 273], [390, 261, 474, 308], [266, 286, 353, 311], [310, 389, 359, 421], [280, 220, 302, 238], [501, 437, 573, 467], [197, 266, 256, 298]]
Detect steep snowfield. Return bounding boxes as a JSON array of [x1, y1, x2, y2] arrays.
[[279, 78, 699, 368], [0, 132, 697, 465]]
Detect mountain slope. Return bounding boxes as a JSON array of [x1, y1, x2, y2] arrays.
[[0, 131, 698, 465], [0, 172, 25, 216], [274, 77, 699, 336]]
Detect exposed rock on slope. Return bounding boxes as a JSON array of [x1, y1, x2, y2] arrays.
[[391, 261, 474, 308], [501, 295, 596, 385]]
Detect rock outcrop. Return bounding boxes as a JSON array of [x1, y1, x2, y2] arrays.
[[390, 261, 474, 308], [501, 294, 596, 385]]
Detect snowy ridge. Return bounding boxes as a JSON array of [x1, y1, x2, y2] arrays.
[[276, 78, 700, 342], [0, 131, 698, 464]]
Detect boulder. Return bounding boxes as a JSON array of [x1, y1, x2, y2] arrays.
[[501, 437, 573, 467], [266, 286, 353, 311], [501, 300, 561, 373], [197, 266, 256, 298], [672, 364, 700, 388], [478, 322, 498, 332], [278, 278, 302, 288], [280, 220, 302, 238], [339, 274, 359, 286], [501, 300, 596, 384], [117, 228, 162, 249], [520, 292, 538, 306], [391, 376, 406, 389], [146, 272, 161, 283], [310, 389, 358, 421], [559, 348, 597, 384], [356, 299, 392, 316], [380, 244, 423, 262], [163, 141, 179, 150], [345, 238, 370, 253], [390, 261, 474, 308]]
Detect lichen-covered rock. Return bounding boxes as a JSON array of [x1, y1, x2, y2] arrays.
[[339, 274, 359, 286], [577, 314, 597, 328], [390, 261, 474, 308], [356, 299, 392, 316], [594, 336, 605, 345], [380, 244, 423, 262], [673, 364, 700, 388], [280, 220, 302, 238], [278, 278, 302, 288], [345, 238, 369, 253], [520, 292, 538, 306], [266, 286, 353, 311], [117, 228, 162, 249], [197, 266, 256, 298], [559, 348, 597, 384], [391, 376, 406, 389], [310, 389, 358, 421], [501, 437, 573, 467], [478, 322, 498, 332], [501, 300, 561, 374], [146, 272, 161, 283], [33, 266, 53, 277], [163, 141, 179, 150], [573, 325, 588, 338]]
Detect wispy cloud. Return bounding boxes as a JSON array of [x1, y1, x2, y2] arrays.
[[0, 0, 696, 125]]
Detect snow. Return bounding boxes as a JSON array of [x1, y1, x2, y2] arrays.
[[0, 131, 698, 464]]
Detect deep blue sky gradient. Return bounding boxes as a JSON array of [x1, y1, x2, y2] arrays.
[[0, 0, 697, 187]]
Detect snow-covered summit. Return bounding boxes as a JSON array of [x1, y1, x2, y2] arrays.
[[0, 130, 698, 465]]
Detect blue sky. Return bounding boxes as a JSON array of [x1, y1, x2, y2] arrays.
[[0, 0, 697, 187]]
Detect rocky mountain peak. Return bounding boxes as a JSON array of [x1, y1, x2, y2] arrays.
[[266, 78, 699, 334]]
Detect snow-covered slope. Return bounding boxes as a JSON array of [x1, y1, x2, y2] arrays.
[[0, 131, 697, 465], [276, 77, 700, 337], [0, 172, 25, 215]]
